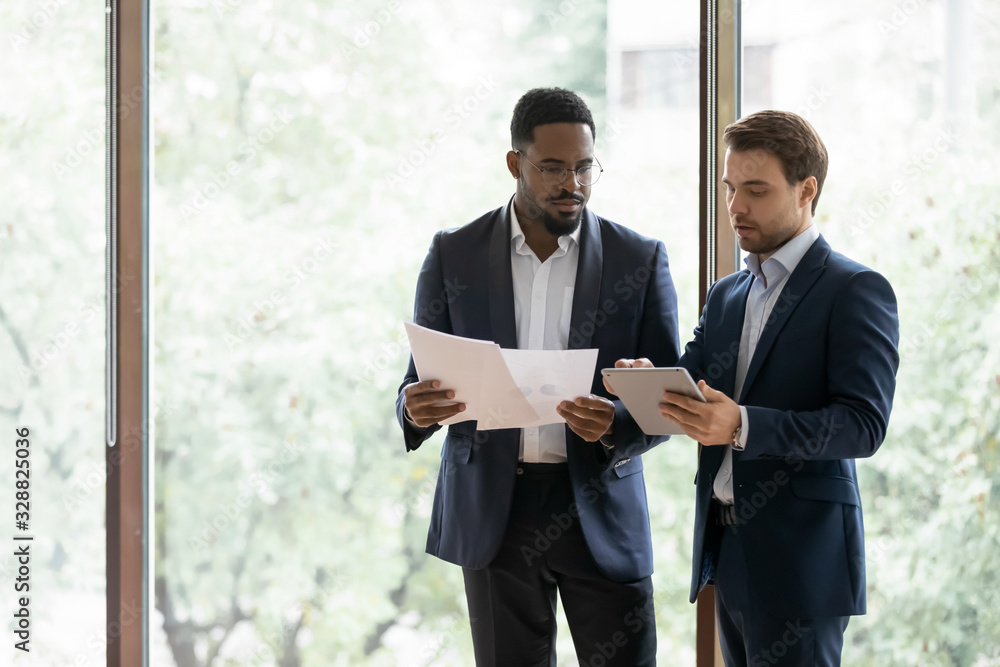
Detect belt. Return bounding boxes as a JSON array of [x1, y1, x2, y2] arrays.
[[712, 500, 739, 526], [515, 462, 569, 480]]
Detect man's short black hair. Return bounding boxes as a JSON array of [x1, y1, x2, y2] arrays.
[[510, 88, 596, 151]]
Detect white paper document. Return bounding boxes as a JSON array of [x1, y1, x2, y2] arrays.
[[500, 348, 600, 427], [403, 322, 599, 430]]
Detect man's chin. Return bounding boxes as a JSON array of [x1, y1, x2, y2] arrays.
[[738, 237, 784, 258], [542, 210, 583, 237], [736, 234, 767, 254]]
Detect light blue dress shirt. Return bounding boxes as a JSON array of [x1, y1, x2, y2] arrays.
[[714, 224, 820, 504]]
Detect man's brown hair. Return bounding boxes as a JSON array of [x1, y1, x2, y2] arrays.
[[724, 110, 829, 215]]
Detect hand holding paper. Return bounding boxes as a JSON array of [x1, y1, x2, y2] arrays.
[[402, 380, 466, 427], [403, 322, 536, 429], [556, 394, 615, 442], [403, 322, 599, 431], [499, 348, 599, 427]]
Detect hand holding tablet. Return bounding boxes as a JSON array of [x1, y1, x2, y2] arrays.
[[601, 367, 706, 435]]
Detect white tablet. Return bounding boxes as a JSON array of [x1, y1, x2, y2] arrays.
[[601, 367, 706, 436]]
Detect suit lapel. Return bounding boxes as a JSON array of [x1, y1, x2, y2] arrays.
[[700, 442, 728, 482], [568, 209, 602, 350], [488, 202, 518, 349], [696, 274, 751, 486], [720, 272, 753, 397], [738, 236, 831, 402]]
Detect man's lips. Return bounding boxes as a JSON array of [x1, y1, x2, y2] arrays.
[[552, 198, 582, 213], [733, 223, 755, 237]]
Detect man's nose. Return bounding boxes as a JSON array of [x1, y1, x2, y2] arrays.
[[728, 191, 747, 215]]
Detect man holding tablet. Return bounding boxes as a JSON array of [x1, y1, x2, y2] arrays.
[[617, 110, 899, 665]]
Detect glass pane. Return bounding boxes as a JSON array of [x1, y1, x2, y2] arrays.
[[153, 0, 700, 664], [608, 1, 703, 663], [0, 0, 107, 663], [742, 1, 1000, 664]]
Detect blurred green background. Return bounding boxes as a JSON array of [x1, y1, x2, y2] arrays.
[[0, 0, 997, 665]]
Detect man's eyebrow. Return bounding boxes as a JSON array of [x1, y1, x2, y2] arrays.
[[721, 178, 771, 187], [538, 157, 595, 165]]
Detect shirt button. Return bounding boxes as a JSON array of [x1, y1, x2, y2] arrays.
[[721, 469, 728, 475], [528, 429, 536, 435]]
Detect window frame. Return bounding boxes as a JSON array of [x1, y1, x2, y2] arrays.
[[697, 0, 740, 664], [107, 0, 149, 665], [108, 0, 740, 663]]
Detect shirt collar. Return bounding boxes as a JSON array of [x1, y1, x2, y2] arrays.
[[745, 224, 819, 286], [510, 198, 582, 256]]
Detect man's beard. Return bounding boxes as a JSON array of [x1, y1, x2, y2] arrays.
[[539, 189, 585, 236], [734, 209, 801, 257], [541, 208, 583, 236]]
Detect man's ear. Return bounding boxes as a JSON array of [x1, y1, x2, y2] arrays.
[[799, 175, 818, 211], [506, 150, 520, 179]]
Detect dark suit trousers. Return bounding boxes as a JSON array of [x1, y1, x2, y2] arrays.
[[714, 523, 849, 666], [462, 463, 656, 667]]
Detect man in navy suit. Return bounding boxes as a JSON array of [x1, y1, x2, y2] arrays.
[[624, 110, 899, 665], [396, 88, 679, 666]]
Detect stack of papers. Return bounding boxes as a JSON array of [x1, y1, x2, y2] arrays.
[[403, 322, 598, 430]]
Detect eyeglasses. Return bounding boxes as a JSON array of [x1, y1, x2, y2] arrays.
[[515, 151, 603, 187]]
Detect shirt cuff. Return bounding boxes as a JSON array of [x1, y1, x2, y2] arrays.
[[734, 405, 749, 451], [403, 404, 419, 427]]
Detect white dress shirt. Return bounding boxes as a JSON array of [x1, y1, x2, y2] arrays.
[[510, 202, 581, 463], [714, 225, 820, 504]]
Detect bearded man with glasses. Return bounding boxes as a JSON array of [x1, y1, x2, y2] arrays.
[[397, 87, 680, 666]]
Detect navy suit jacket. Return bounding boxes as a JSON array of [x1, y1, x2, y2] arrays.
[[396, 202, 680, 582], [682, 235, 899, 618]]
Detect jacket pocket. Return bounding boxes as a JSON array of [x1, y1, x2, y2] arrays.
[[789, 474, 860, 506], [441, 432, 473, 464], [613, 455, 644, 479]]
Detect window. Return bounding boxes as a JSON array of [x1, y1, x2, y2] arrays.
[[152, 0, 700, 664], [0, 0, 107, 663], [742, 1, 1000, 663]]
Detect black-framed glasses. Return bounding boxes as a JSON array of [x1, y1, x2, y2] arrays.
[[515, 151, 604, 187]]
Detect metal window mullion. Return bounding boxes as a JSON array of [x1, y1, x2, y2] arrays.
[[706, 0, 717, 292], [106, 2, 117, 449], [107, 0, 147, 664], [697, 1, 740, 666]]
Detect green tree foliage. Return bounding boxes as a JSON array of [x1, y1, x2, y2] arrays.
[[837, 152, 1000, 667], [803, 3, 1000, 663], [1, 0, 997, 664]]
